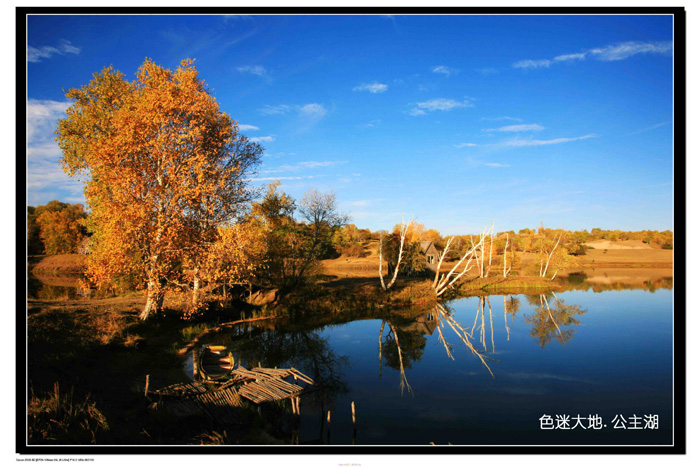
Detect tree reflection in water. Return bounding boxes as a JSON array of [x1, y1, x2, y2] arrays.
[[378, 302, 495, 394], [524, 292, 586, 347], [227, 327, 350, 406]]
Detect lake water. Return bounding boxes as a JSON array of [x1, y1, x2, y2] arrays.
[[195, 280, 674, 446]]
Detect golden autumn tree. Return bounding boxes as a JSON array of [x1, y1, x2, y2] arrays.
[[57, 59, 262, 320], [34, 200, 87, 254]]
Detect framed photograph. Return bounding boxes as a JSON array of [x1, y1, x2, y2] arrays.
[[18, 6, 685, 458]]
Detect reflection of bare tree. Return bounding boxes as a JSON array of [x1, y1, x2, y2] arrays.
[[387, 321, 413, 395], [503, 296, 510, 341], [378, 319, 427, 395], [434, 303, 493, 377], [524, 293, 586, 348]]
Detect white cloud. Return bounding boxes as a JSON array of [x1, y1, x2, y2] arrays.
[[359, 119, 381, 128], [627, 121, 671, 136], [299, 103, 327, 119], [553, 52, 587, 62], [409, 98, 473, 116], [353, 82, 388, 93], [237, 65, 268, 77], [590, 41, 673, 61], [499, 134, 597, 147], [485, 163, 510, 168], [483, 124, 545, 132], [258, 104, 291, 115], [261, 160, 347, 174], [26, 99, 85, 203], [515, 40, 673, 70], [249, 136, 275, 143], [27, 40, 80, 63], [453, 143, 478, 148], [246, 175, 324, 182], [27, 99, 71, 143], [432, 65, 458, 77], [238, 124, 259, 131], [481, 116, 523, 122], [513, 59, 551, 69]]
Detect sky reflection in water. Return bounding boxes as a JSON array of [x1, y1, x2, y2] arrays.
[[205, 285, 673, 446]]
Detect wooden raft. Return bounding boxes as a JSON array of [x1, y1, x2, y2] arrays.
[[151, 385, 245, 424], [233, 367, 315, 404], [150, 381, 208, 397]]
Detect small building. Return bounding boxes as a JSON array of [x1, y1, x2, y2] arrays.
[[419, 241, 440, 272], [396, 312, 438, 336]]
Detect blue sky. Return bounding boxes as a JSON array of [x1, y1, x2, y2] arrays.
[[26, 14, 675, 234]]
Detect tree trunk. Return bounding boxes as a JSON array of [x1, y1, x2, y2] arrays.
[[140, 279, 164, 320], [378, 232, 387, 290], [192, 267, 201, 307], [503, 233, 509, 278]]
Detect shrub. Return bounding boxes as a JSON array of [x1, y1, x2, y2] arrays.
[[28, 383, 109, 444]]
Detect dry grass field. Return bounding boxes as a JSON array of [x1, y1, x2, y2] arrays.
[[320, 238, 674, 281]]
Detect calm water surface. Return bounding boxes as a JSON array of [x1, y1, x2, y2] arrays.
[[195, 283, 674, 446]]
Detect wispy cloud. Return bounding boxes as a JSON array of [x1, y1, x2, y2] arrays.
[[238, 124, 259, 131], [499, 134, 597, 147], [485, 162, 510, 168], [249, 136, 275, 143], [483, 123, 545, 132], [347, 199, 371, 207], [237, 65, 269, 78], [359, 119, 381, 128], [258, 104, 292, 115], [626, 121, 671, 136], [590, 41, 673, 61], [409, 98, 473, 116], [258, 103, 329, 131], [514, 40, 673, 69], [246, 175, 324, 182], [27, 40, 80, 63], [513, 59, 551, 69], [432, 65, 458, 77], [299, 103, 327, 119], [481, 116, 522, 122], [353, 82, 388, 93], [261, 160, 347, 174], [381, 15, 400, 34], [553, 52, 586, 62], [453, 133, 597, 149]]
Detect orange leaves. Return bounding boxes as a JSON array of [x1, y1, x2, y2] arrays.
[[57, 59, 262, 315]]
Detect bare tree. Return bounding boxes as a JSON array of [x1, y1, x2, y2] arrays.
[[298, 189, 349, 255], [540, 231, 563, 279], [502, 233, 509, 278], [378, 215, 410, 290], [432, 225, 492, 297]]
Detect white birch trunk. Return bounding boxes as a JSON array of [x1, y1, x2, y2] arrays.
[[542, 233, 562, 279], [503, 233, 509, 277], [433, 236, 454, 288], [385, 217, 408, 290]]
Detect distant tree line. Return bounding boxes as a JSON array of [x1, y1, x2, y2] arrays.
[[27, 200, 87, 255]]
